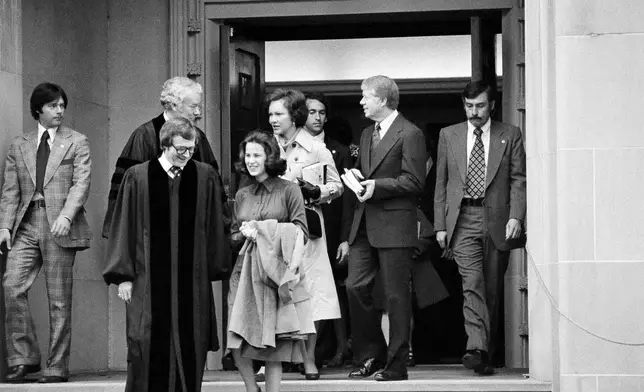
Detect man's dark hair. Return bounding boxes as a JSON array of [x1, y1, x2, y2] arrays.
[[235, 130, 287, 177], [461, 80, 496, 103], [265, 89, 308, 128], [304, 92, 330, 115], [30, 82, 68, 120]]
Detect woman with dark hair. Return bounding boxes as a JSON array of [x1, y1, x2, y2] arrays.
[[266, 89, 342, 379], [228, 130, 315, 392]]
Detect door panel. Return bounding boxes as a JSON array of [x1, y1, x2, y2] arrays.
[[228, 33, 265, 194]]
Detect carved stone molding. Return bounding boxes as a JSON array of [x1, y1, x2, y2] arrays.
[[187, 18, 202, 33], [187, 62, 203, 77], [170, 0, 204, 79]]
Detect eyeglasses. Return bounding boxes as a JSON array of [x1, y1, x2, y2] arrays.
[[172, 144, 196, 155]]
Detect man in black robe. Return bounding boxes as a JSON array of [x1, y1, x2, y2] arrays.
[[102, 76, 226, 237], [103, 117, 231, 392]]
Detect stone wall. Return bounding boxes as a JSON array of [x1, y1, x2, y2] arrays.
[[526, 0, 644, 390]]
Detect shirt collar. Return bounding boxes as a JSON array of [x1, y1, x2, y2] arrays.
[[163, 111, 171, 122], [252, 176, 279, 194], [37, 123, 58, 142], [467, 118, 492, 135], [377, 110, 399, 134], [311, 130, 325, 143], [158, 153, 174, 173]]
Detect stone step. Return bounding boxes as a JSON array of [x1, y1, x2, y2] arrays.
[[0, 366, 552, 392]]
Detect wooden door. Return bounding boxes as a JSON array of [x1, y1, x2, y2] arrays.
[[222, 25, 266, 196], [207, 23, 265, 369]]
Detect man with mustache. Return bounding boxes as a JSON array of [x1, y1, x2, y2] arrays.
[[102, 77, 225, 237], [434, 80, 526, 375], [0, 83, 92, 383]]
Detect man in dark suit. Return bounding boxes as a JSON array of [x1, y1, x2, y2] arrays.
[[0, 83, 93, 383], [304, 92, 354, 366], [345, 75, 426, 381], [434, 80, 526, 375], [102, 76, 224, 237]]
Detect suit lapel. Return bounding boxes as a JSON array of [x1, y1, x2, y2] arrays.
[[360, 124, 372, 174], [368, 114, 403, 177], [43, 127, 73, 188], [448, 123, 468, 184], [486, 122, 508, 189], [19, 131, 39, 186]]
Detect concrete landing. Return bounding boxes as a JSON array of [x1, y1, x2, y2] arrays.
[[0, 365, 551, 391]]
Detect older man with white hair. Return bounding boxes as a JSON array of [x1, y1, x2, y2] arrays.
[[103, 77, 225, 237]]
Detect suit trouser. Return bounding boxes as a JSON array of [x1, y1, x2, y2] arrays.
[[451, 205, 509, 360], [346, 222, 412, 373], [3, 206, 76, 377]]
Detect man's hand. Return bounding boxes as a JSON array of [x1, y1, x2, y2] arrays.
[[336, 241, 350, 265], [118, 281, 133, 303], [505, 218, 522, 240], [50, 216, 71, 237], [357, 180, 375, 202], [436, 231, 448, 249], [0, 230, 11, 255]]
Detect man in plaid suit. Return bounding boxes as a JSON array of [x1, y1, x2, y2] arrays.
[[0, 82, 92, 383]]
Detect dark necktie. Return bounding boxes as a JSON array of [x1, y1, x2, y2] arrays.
[[466, 128, 486, 198], [35, 131, 51, 195], [170, 166, 182, 178], [372, 123, 382, 150]]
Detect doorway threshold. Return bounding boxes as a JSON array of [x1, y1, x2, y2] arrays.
[[0, 365, 551, 392]]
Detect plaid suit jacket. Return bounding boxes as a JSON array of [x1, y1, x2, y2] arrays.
[[0, 126, 93, 249]]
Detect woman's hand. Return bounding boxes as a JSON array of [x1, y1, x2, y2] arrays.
[[118, 282, 133, 304], [240, 221, 258, 242]]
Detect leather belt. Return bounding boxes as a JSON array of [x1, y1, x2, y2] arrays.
[[461, 198, 485, 207], [28, 200, 46, 209]]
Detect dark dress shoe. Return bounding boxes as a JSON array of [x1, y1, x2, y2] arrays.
[[375, 369, 409, 381], [348, 358, 384, 378], [38, 375, 68, 383], [304, 372, 320, 380], [462, 349, 495, 375], [5, 364, 42, 382]]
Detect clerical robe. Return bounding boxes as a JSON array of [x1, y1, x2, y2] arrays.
[[102, 113, 225, 237], [103, 159, 231, 392]]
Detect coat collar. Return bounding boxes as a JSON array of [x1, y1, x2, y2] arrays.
[[448, 121, 508, 188], [20, 126, 74, 187], [365, 112, 404, 177]]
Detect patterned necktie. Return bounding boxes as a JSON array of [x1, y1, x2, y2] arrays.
[[372, 123, 381, 150], [170, 166, 182, 178], [466, 128, 486, 198], [35, 131, 51, 194]]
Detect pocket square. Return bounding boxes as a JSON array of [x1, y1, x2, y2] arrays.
[[60, 158, 74, 165]]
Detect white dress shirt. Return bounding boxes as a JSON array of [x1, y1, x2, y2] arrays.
[[37, 123, 58, 149], [375, 109, 399, 139], [158, 154, 181, 178], [466, 118, 491, 169]]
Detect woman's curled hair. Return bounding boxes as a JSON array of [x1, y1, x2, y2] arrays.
[[235, 130, 287, 177]]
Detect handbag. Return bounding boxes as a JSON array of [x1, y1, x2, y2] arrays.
[[304, 207, 322, 239]]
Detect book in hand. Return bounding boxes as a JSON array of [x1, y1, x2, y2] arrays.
[[301, 162, 327, 185], [341, 168, 366, 197]]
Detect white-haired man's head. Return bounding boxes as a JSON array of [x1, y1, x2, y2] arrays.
[[160, 77, 203, 124]]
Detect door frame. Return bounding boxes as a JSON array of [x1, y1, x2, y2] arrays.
[[170, 0, 525, 370]]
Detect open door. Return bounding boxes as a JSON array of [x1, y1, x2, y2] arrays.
[[206, 22, 265, 370], [221, 25, 266, 196]]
